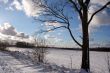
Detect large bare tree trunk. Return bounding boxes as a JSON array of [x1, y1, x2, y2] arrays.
[[81, 26, 90, 71], [81, 5, 90, 72]]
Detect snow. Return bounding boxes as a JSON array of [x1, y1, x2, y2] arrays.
[[46, 49, 110, 73], [80, 69, 90, 73], [0, 47, 109, 73]]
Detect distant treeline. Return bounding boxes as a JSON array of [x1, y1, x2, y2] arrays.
[[47, 47, 110, 52], [26, 46, 110, 52], [0, 41, 9, 51], [16, 42, 35, 48], [90, 47, 110, 52], [9, 43, 110, 52], [0, 40, 110, 52]]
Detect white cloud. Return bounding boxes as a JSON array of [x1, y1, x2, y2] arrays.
[[16, 32, 29, 38], [22, 0, 43, 17], [7, 0, 43, 17], [22, 0, 37, 17], [0, 22, 17, 36], [11, 0, 23, 10], [0, 22, 29, 38], [0, 22, 35, 43], [14, 0, 42, 17], [6, 6, 14, 11], [44, 34, 62, 43], [88, 0, 110, 32], [0, 0, 8, 4], [91, 0, 109, 5], [45, 22, 62, 27]]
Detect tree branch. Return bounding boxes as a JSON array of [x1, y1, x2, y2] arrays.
[[40, 26, 67, 33], [88, 1, 110, 25], [39, 23, 82, 47], [35, 18, 68, 24], [67, 27, 82, 47], [38, 2, 68, 23], [44, 6, 69, 24], [69, 0, 83, 19], [59, 13, 82, 47], [69, 0, 80, 12], [85, 0, 90, 6]]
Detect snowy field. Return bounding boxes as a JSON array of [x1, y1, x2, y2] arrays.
[[0, 47, 109, 73]]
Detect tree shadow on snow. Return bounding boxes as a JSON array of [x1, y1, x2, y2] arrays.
[[2, 50, 80, 73]]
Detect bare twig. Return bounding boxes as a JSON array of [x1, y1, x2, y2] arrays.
[[69, 0, 83, 20], [106, 53, 110, 73], [35, 18, 68, 24], [41, 26, 67, 33]]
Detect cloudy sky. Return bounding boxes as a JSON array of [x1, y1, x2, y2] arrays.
[[0, 0, 110, 47]]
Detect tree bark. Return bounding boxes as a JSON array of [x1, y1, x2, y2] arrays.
[[81, 5, 90, 72], [81, 25, 90, 72]]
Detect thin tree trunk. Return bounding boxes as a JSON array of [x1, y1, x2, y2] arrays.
[[81, 5, 90, 72]]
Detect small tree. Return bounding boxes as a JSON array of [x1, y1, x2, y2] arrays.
[[32, 37, 47, 63]]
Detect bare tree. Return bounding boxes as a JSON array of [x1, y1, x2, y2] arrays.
[[32, 37, 48, 63], [33, 0, 110, 72]]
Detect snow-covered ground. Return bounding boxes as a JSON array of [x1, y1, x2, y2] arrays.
[[46, 49, 110, 73], [0, 47, 109, 73], [0, 51, 41, 73]]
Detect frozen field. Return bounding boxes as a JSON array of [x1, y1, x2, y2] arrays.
[[0, 47, 109, 73], [46, 49, 110, 73]]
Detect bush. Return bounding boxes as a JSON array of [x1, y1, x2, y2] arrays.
[[0, 41, 9, 51], [32, 38, 48, 63]]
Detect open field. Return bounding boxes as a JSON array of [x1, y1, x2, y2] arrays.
[[0, 47, 107, 73]]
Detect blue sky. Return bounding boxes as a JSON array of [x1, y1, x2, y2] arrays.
[[0, 8, 37, 35], [0, 0, 110, 47]]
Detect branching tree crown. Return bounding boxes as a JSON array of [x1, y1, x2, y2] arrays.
[[33, 0, 110, 72]]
